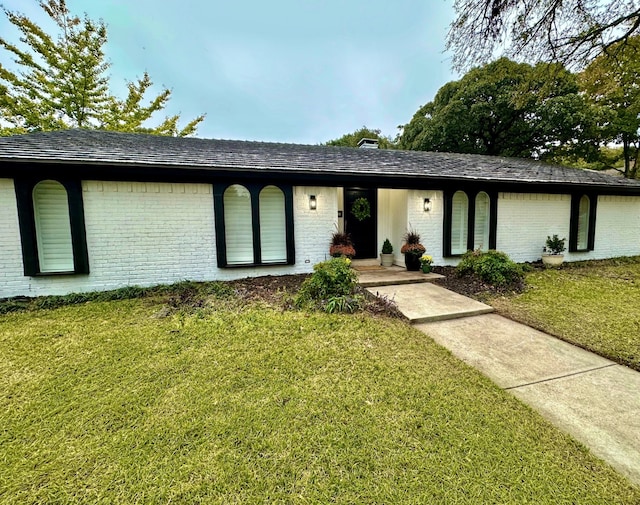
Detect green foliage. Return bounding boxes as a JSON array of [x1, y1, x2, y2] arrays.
[[381, 238, 393, 254], [1, 296, 639, 502], [545, 235, 566, 255], [324, 125, 396, 149], [398, 58, 599, 160], [581, 36, 640, 179], [350, 197, 371, 221], [0, 1, 204, 136], [457, 250, 525, 287], [294, 257, 361, 312]]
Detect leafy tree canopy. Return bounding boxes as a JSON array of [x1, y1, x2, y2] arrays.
[[0, 0, 204, 136], [398, 58, 602, 160], [447, 0, 640, 71], [324, 126, 395, 149], [581, 36, 640, 178]]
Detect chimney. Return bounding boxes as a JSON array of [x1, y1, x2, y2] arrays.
[[357, 138, 379, 149]]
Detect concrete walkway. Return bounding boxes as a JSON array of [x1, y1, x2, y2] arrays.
[[364, 279, 640, 486]]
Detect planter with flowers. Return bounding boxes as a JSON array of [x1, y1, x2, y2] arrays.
[[420, 254, 433, 273], [330, 230, 356, 259], [400, 230, 426, 271]]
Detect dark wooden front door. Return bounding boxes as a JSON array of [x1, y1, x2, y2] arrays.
[[344, 188, 377, 259]]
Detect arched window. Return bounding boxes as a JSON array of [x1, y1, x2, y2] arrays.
[[32, 180, 75, 273], [223, 185, 254, 265], [451, 191, 469, 255], [215, 183, 294, 267], [570, 193, 597, 252], [259, 186, 286, 263], [474, 192, 490, 251], [15, 178, 89, 275], [444, 189, 496, 256], [577, 195, 590, 251]]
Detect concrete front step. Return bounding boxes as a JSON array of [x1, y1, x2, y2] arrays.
[[365, 283, 494, 323], [357, 266, 444, 288]]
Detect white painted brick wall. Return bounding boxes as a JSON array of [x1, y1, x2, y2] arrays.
[[3, 177, 639, 298], [1, 180, 338, 298], [496, 193, 571, 262]]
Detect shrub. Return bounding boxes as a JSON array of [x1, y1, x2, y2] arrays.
[[545, 234, 566, 255], [381, 238, 393, 254], [294, 257, 362, 312], [456, 250, 524, 287]]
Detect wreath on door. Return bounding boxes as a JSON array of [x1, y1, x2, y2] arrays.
[[351, 197, 371, 221]]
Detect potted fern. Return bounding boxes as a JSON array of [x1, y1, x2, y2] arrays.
[[542, 234, 566, 267], [380, 238, 394, 267]]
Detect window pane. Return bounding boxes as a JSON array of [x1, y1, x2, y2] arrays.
[[451, 191, 468, 255], [224, 185, 253, 264], [259, 186, 286, 263], [32, 180, 74, 273], [474, 192, 490, 251], [577, 195, 590, 250]]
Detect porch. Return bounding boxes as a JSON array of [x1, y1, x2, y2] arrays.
[[351, 259, 443, 288]]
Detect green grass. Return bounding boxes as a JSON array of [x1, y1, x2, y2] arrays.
[[491, 256, 640, 371], [1, 297, 639, 503]]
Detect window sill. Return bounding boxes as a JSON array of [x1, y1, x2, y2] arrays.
[[30, 271, 85, 277], [222, 261, 292, 268]]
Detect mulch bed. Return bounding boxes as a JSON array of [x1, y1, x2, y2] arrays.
[[226, 266, 523, 316]]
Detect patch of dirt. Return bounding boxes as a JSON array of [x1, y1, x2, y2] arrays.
[[431, 266, 526, 300]]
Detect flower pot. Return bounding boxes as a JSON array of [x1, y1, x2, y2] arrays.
[[421, 264, 431, 274], [404, 253, 421, 271], [542, 253, 564, 267], [380, 253, 394, 267]]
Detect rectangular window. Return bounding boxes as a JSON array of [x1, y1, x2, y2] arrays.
[[214, 183, 295, 267], [14, 178, 90, 276]]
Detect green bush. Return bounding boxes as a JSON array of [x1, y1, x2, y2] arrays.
[[456, 250, 524, 287], [295, 257, 362, 312]]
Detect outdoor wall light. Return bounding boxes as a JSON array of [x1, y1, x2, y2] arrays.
[[423, 198, 431, 212], [309, 195, 317, 210]]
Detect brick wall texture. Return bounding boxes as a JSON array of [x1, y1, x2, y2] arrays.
[[2, 178, 639, 298]]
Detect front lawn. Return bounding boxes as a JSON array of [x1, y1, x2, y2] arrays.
[[1, 296, 639, 503], [491, 256, 640, 371]]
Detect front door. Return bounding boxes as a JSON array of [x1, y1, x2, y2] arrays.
[[344, 188, 377, 259]]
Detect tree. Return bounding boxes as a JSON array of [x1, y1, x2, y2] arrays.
[[324, 126, 396, 149], [581, 37, 640, 179], [398, 58, 600, 160], [0, 0, 203, 136], [447, 0, 640, 71]]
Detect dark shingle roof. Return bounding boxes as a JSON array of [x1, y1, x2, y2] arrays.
[[1, 129, 640, 193]]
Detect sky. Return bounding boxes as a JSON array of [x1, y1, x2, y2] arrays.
[[0, 0, 457, 144]]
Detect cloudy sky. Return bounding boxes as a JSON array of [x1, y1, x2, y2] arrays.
[[0, 0, 457, 144]]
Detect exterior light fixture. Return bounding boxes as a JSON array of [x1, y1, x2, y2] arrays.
[[309, 195, 317, 210], [423, 198, 431, 212]]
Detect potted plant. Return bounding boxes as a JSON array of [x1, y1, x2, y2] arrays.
[[542, 234, 566, 267], [380, 238, 394, 267], [400, 230, 426, 271], [329, 230, 356, 259], [420, 254, 433, 273]]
